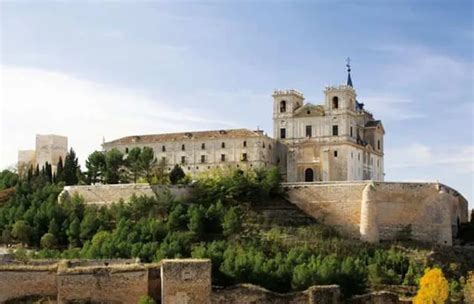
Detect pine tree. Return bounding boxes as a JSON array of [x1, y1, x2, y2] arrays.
[[169, 165, 185, 185]]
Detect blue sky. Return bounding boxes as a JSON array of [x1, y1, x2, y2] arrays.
[[0, 1, 473, 206]]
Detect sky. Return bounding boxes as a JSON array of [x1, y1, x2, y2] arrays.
[[0, 1, 473, 206]]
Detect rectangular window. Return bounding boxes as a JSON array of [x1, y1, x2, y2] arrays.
[[334, 150, 338, 157], [181, 144, 185, 151], [241, 153, 248, 161], [221, 142, 225, 148], [243, 141, 247, 147], [221, 154, 226, 162], [377, 140, 381, 150], [162, 145, 166, 152], [201, 143, 205, 150], [181, 156, 186, 164], [306, 125, 312, 137], [201, 155, 206, 163], [350, 127, 353, 137], [280, 128, 286, 139], [332, 125, 338, 136]]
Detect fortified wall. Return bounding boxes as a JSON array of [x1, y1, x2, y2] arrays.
[[0, 258, 408, 304], [285, 181, 469, 245], [0, 258, 211, 304], [59, 184, 192, 206]]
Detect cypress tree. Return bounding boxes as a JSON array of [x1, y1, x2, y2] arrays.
[[63, 148, 80, 186], [56, 157, 64, 183]]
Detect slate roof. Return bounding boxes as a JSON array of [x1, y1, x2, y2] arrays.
[[365, 120, 382, 128], [104, 129, 268, 145]]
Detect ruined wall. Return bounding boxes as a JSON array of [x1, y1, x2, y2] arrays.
[[0, 261, 58, 303], [57, 260, 150, 303], [160, 259, 211, 304], [59, 184, 192, 206], [211, 284, 340, 304], [285, 181, 469, 245]]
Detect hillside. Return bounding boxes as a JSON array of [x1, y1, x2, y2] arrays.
[[0, 168, 473, 301]]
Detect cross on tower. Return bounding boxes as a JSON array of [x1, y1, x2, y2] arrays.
[[346, 57, 351, 72]]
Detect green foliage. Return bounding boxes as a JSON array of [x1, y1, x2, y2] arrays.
[[138, 295, 156, 304], [0, 169, 19, 190], [169, 165, 185, 185], [85, 151, 106, 184], [105, 148, 125, 184], [63, 148, 80, 185], [0, 166, 430, 299], [40, 232, 57, 249]]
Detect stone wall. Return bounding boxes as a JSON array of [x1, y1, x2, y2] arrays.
[[0, 258, 209, 303], [161, 259, 212, 304], [59, 183, 192, 206], [285, 181, 469, 245], [211, 284, 340, 304], [0, 261, 58, 303]]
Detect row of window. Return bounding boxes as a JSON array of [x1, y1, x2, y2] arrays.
[[174, 153, 249, 164], [280, 125, 339, 139], [125, 142, 271, 154]]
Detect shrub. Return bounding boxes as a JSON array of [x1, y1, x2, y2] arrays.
[[413, 267, 449, 304]]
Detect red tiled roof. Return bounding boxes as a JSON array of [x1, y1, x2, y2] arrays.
[[104, 129, 268, 145]]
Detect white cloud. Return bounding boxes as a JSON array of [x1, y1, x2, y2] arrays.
[[386, 143, 474, 173], [0, 65, 238, 169], [361, 94, 425, 121]]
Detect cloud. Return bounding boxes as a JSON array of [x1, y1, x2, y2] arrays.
[[361, 93, 425, 121], [386, 143, 474, 174], [0, 65, 238, 169]]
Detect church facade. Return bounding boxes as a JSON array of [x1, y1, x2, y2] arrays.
[[103, 69, 384, 183]]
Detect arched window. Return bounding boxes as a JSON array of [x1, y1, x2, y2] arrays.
[[332, 96, 339, 109], [304, 168, 314, 182], [280, 100, 287, 113]]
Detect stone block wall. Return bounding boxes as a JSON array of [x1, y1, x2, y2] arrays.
[[59, 183, 192, 206], [160, 259, 212, 304], [285, 181, 469, 245], [0, 261, 58, 303]]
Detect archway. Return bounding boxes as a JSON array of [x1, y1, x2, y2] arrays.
[[304, 168, 314, 182]]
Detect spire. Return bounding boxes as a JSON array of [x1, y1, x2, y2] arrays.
[[346, 57, 353, 87]]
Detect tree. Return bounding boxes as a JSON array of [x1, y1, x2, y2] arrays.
[[126, 147, 142, 183], [40, 233, 57, 249], [67, 217, 81, 247], [56, 157, 64, 183], [152, 157, 169, 185], [44, 162, 53, 183], [222, 207, 241, 237], [169, 165, 185, 185], [141, 147, 157, 183], [85, 151, 106, 184], [12, 220, 32, 245], [413, 268, 449, 304], [105, 148, 124, 184], [64, 148, 80, 185]]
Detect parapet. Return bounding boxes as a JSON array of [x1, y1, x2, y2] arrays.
[[272, 89, 304, 99]]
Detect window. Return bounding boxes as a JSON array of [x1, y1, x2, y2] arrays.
[[221, 142, 225, 148], [201, 155, 206, 163], [181, 144, 185, 151], [280, 100, 286, 113], [241, 153, 248, 161], [162, 145, 166, 152], [221, 154, 226, 162], [125, 147, 129, 153], [262, 142, 265, 148], [201, 143, 205, 150], [358, 153, 360, 161], [269, 144, 272, 150], [332, 125, 339, 136], [181, 156, 186, 164], [280, 128, 286, 139], [332, 96, 339, 109], [243, 141, 247, 147], [334, 150, 338, 157], [350, 127, 353, 137], [306, 125, 312, 137], [351, 152, 353, 158], [377, 140, 381, 150]]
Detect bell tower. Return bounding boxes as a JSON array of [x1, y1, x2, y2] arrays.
[[272, 89, 304, 140]]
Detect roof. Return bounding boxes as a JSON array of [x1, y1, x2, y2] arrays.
[[294, 103, 325, 117], [365, 120, 382, 128], [104, 129, 268, 146]]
